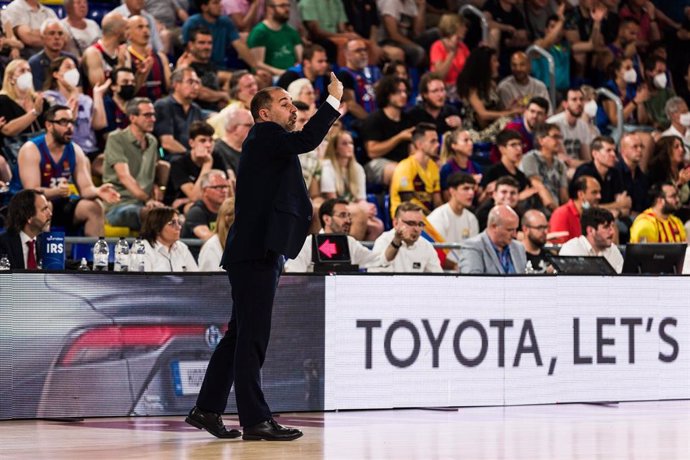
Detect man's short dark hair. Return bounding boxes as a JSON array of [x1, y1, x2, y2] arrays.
[[375, 75, 409, 108], [303, 44, 326, 61], [569, 175, 596, 199], [229, 70, 251, 99], [195, 0, 211, 10], [495, 175, 520, 190], [447, 172, 476, 189], [496, 129, 522, 147], [126, 97, 152, 116], [293, 100, 310, 112], [590, 135, 616, 153], [528, 96, 550, 112], [395, 201, 424, 217], [319, 198, 349, 228], [411, 122, 437, 144], [189, 25, 212, 43], [171, 67, 195, 86], [533, 122, 559, 141], [250, 87, 280, 120], [580, 207, 614, 234], [648, 181, 676, 203], [189, 120, 214, 139], [44, 104, 71, 122], [6, 189, 44, 233], [419, 71, 443, 95], [110, 66, 134, 86]]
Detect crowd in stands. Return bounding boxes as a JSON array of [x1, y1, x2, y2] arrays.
[[2, 0, 690, 274]]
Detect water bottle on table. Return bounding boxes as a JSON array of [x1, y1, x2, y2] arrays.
[[93, 237, 109, 271], [114, 237, 130, 272]]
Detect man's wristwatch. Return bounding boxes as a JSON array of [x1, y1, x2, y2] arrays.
[[390, 240, 402, 249]]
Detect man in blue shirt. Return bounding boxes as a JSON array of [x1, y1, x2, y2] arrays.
[[182, 0, 256, 70]]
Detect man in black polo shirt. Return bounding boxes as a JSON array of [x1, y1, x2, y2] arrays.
[[406, 72, 461, 135], [165, 121, 228, 211], [181, 169, 230, 240], [176, 26, 232, 112], [573, 135, 632, 219], [154, 67, 205, 156], [616, 131, 650, 215]]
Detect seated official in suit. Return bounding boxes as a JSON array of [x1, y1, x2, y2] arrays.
[[458, 204, 527, 274], [0, 189, 52, 269]]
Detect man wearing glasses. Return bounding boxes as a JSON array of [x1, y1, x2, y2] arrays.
[[103, 97, 165, 230], [153, 67, 205, 156], [15, 104, 120, 237], [520, 209, 551, 271], [459, 204, 527, 274], [371, 201, 443, 273], [519, 123, 569, 214], [181, 169, 230, 241]]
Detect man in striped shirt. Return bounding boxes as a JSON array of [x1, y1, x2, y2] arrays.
[[629, 182, 687, 243]]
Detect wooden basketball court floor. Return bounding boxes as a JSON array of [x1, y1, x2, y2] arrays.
[[1, 401, 689, 459]]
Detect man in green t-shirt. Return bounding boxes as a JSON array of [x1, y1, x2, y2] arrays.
[[247, 1, 302, 77]]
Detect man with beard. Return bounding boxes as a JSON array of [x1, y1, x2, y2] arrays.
[[520, 209, 550, 271], [630, 182, 687, 243], [338, 38, 382, 123], [406, 72, 461, 135], [497, 52, 551, 113], [548, 88, 598, 172], [389, 122, 442, 217], [372, 201, 443, 273], [182, 0, 258, 71], [187, 74, 342, 441], [284, 198, 383, 272], [559, 207, 623, 273], [549, 175, 601, 244], [15, 105, 120, 236], [0, 189, 52, 269], [503, 96, 550, 155], [176, 26, 231, 111], [246, 0, 303, 77], [360, 75, 414, 186]]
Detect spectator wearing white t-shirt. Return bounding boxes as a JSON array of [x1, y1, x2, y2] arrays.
[[547, 87, 599, 175], [427, 172, 479, 269], [559, 207, 623, 273]]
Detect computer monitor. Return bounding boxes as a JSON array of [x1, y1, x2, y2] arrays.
[[311, 233, 359, 273], [548, 255, 618, 275], [622, 243, 687, 274]]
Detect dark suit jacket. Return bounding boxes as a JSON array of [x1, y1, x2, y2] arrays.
[[221, 101, 340, 265], [0, 230, 38, 270]]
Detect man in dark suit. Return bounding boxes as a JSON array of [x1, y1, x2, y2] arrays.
[[0, 189, 52, 269], [187, 73, 343, 441]]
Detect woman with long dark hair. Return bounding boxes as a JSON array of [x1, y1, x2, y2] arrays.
[[455, 46, 521, 142], [648, 135, 690, 203]]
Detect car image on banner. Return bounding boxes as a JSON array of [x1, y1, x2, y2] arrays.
[[0, 273, 325, 420]]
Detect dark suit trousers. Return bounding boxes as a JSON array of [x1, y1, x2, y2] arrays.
[[196, 251, 284, 427]]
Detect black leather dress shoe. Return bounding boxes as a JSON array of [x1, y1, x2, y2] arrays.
[[242, 418, 303, 441], [185, 406, 241, 439]]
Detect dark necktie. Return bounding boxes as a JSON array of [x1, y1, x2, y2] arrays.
[[26, 240, 38, 270]]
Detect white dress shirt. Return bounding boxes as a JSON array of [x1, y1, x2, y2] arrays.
[[143, 239, 199, 272], [559, 235, 624, 274], [198, 234, 224, 272], [370, 229, 443, 273]]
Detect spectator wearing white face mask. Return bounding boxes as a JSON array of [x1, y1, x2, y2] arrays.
[[642, 55, 675, 130], [661, 97, 690, 160]]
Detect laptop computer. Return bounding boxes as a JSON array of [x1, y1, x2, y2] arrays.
[[311, 233, 359, 273], [547, 255, 618, 275]]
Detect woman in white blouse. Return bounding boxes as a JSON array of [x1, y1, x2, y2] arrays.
[[140, 207, 199, 272], [198, 197, 235, 271], [321, 129, 383, 240]]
